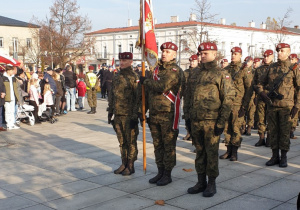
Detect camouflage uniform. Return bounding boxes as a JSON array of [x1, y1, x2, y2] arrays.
[[187, 60, 234, 177], [108, 66, 140, 163], [257, 59, 300, 151], [85, 72, 100, 110], [223, 61, 252, 147], [144, 59, 183, 171]]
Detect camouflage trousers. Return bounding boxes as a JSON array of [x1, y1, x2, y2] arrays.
[[256, 100, 267, 134], [246, 100, 256, 127], [113, 115, 139, 161], [224, 105, 244, 147], [292, 111, 299, 128], [87, 89, 97, 108], [267, 107, 292, 151], [191, 120, 220, 178], [148, 112, 178, 171]]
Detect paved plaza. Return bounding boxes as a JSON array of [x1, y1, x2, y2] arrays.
[[0, 97, 299, 210]]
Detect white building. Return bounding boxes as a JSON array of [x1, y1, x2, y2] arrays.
[[86, 15, 300, 70]]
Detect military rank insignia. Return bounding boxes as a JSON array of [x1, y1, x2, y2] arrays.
[[225, 75, 230, 79]]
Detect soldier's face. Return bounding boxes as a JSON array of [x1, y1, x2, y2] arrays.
[[161, 49, 176, 62], [277, 48, 290, 61], [231, 52, 242, 63], [253, 62, 261, 69], [263, 54, 273, 64], [221, 62, 228, 68], [190, 60, 198, 68], [200, 50, 216, 63], [290, 58, 298, 64], [120, 59, 133, 69]]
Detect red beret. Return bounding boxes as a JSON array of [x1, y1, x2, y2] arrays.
[[289, 53, 298, 59], [244, 56, 253, 62], [264, 49, 273, 56], [88, 65, 94, 70], [221, 59, 228, 63], [160, 42, 178, 51], [198, 42, 217, 52], [189, 55, 198, 61], [254, 58, 261, 63], [231, 47, 242, 54], [276, 43, 290, 51], [119, 52, 133, 59]]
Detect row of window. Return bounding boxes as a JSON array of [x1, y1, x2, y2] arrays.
[[0, 37, 32, 48]]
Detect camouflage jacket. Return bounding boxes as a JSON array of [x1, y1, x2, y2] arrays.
[[186, 60, 235, 128], [257, 59, 300, 108], [182, 67, 195, 99], [224, 61, 252, 108], [252, 62, 272, 100], [143, 59, 183, 115], [108, 66, 140, 119]]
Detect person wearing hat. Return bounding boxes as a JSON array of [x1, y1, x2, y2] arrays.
[[253, 50, 274, 147], [185, 42, 234, 197], [103, 65, 114, 99], [257, 43, 300, 167], [108, 52, 140, 176], [219, 47, 253, 161], [182, 54, 198, 141], [97, 64, 107, 98], [85, 65, 99, 114], [135, 64, 142, 77], [220, 59, 229, 68], [139, 42, 184, 186]]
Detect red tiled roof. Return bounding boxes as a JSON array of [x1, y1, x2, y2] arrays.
[[86, 21, 299, 36]]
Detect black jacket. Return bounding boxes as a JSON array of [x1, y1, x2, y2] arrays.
[[0, 75, 5, 106], [63, 70, 77, 88]]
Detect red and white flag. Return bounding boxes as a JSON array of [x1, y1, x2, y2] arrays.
[[111, 57, 117, 73], [136, 0, 158, 69]]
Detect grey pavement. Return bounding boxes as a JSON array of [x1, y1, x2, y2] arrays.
[[0, 97, 299, 210]]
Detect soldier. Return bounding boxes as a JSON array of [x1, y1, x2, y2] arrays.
[[108, 52, 140, 175], [186, 42, 234, 197], [253, 50, 274, 146], [85, 65, 100, 114], [252, 58, 262, 130], [197, 52, 202, 66], [219, 47, 252, 161], [97, 64, 107, 98], [257, 43, 300, 167], [221, 59, 229, 68], [135, 64, 142, 77], [289, 53, 299, 139], [182, 54, 198, 141], [140, 42, 183, 186], [253, 58, 261, 69], [103, 66, 114, 100]]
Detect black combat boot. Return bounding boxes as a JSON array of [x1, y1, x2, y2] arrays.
[[255, 133, 266, 147], [114, 158, 127, 174], [94, 107, 97, 114], [187, 174, 207, 194], [156, 170, 172, 186], [87, 107, 94, 114], [230, 146, 238, 161], [149, 167, 164, 184], [266, 149, 280, 166], [219, 145, 232, 159], [122, 160, 135, 176], [245, 126, 251, 136], [290, 128, 297, 139], [203, 177, 216, 197], [279, 150, 288, 168]]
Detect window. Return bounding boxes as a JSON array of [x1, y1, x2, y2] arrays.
[[27, 38, 31, 48], [0, 37, 3, 48], [103, 46, 107, 58], [118, 44, 122, 53], [129, 43, 133, 53], [12, 37, 18, 59]]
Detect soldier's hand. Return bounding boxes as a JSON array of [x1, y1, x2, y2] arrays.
[[214, 125, 224, 136], [185, 119, 191, 133], [238, 107, 245, 118], [130, 119, 139, 129], [92, 87, 95, 91], [260, 92, 272, 104], [108, 113, 113, 124], [139, 76, 146, 85], [290, 106, 299, 119]]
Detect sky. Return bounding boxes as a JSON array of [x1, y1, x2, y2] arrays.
[[1, 0, 300, 32]]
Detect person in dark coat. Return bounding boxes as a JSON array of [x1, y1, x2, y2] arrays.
[[0, 75, 6, 131], [103, 66, 114, 99]]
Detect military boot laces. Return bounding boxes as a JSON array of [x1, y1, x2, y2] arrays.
[[266, 149, 280, 166], [114, 159, 127, 174], [255, 133, 266, 147], [219, 145, 232, 159], [156, 170, 172, 186], [279, 150, 288, 168], [149, 168, 164, 184], [230, 146, 238, 161], [203, 177, 216, 197], [187, 174, 207, 194], [122, 160, 135, 176]]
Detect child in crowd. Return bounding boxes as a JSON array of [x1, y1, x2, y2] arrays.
[[43, 83, 56, 122], [29, 78, 41, 124], [77, 78, 86, 110]]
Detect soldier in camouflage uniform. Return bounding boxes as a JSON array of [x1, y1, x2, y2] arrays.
[[257, 43, 300, 167], [85, 65, 100, 114], [182, 54, 199, 141], [140, 42, 184, 186], [108, 52, 140, 176], [185, 42, 234, 197], [221, 58, 229, 69], [219, 47, 253, 161], [253, 50, 274, 147]]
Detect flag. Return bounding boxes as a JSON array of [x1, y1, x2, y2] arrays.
[[136, 0, 158, 68], [112, 57, 117, 73]]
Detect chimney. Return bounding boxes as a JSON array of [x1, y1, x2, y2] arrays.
[[249, 20, 255, 28], [220, 18, 226, 25], [171, 16, 179, 23], [260, 22, 266, 29], [189, 13, 196, 21], [295, 25, 299, 29], [128, 19, 132, 27]]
